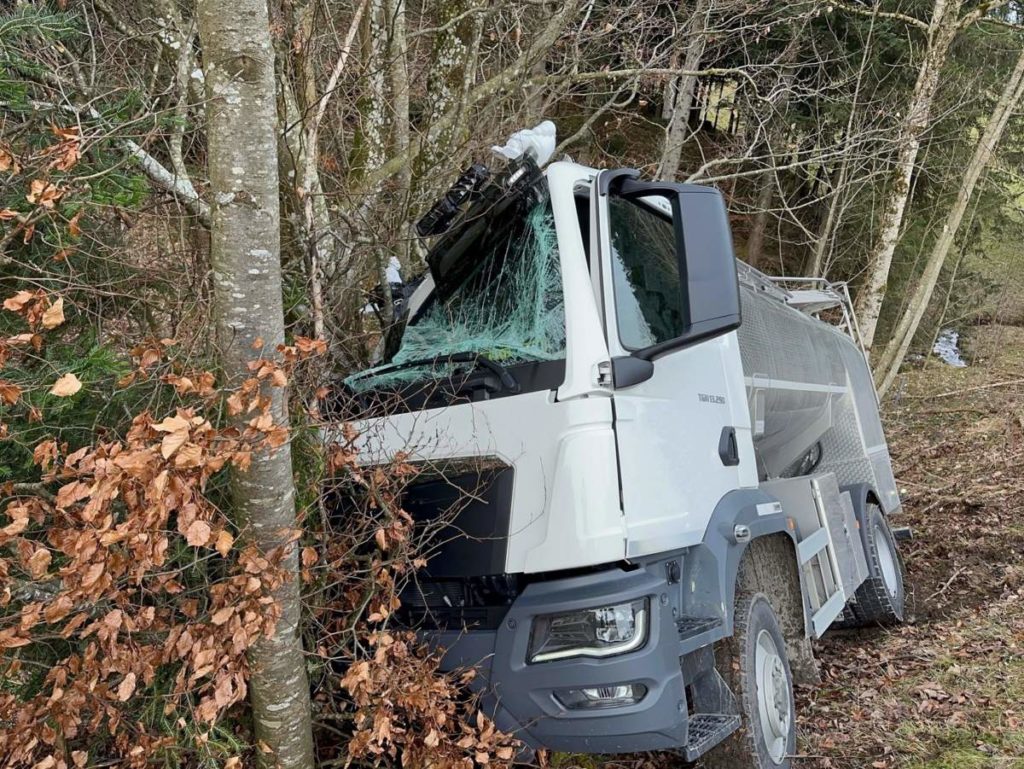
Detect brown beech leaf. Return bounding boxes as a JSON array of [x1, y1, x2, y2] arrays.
[[174, 442, 203, 468], [41, 297, 65, 329], [210, 606, 234, 625], [116, 672, 137, 702], [185, 519, 212, 547], [153, 413, 191, 433], [27, 548, 51, 579], [0, 147, 18, 174], [49, 372, 82, 397], [215, 529, 234, 557], [26, 179, 63, 209], [0, 380, 21, 405], [3, 290, 35, 313], [160, 429, 188, 460], [81, 561, 104, 588]]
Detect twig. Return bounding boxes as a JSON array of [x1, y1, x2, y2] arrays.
[[905, 378, 1024, 400], [926, 566, 967, 601]]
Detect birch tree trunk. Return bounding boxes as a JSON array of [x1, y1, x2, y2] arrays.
[[853, 0, 961, 352], [196, 3, 315, 768], [875, 46, 1024, 396], [416, 0, 480, 179], [657, 0, 712, 180]]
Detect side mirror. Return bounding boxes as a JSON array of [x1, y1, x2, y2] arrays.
[[602, 172, 741, 363], [674, 186, 741, 348]]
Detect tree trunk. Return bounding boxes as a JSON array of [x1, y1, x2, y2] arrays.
[[415, 0, 480, 179], [853, 0, 961, 353], [196, 3, 316, 769], [745, 174, 774, 270], [657, 0, 712, 180], [875, 46, 1024, 396]]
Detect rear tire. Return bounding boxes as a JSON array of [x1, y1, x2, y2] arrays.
[[848, 504, 905, 625], [704, 592, 796, 768]]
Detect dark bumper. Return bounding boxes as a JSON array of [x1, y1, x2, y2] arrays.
[[433, 566, 688, 753]]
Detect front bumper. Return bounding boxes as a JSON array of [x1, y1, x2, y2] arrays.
[[433, 566, 687, 753]]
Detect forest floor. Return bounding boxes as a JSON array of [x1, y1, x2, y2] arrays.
[[562, 324, 1024, 769], [795, 323, 1024, 769]]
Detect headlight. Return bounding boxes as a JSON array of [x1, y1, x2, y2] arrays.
[[527, 598, 649, 663]]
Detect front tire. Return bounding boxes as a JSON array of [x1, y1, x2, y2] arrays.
[[705, 593, 796, 768]]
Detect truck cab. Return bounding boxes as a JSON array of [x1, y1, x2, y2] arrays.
[[339, 158, 906, 766]]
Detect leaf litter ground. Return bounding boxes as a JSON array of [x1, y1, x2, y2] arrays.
[[797, 324, 1024, 769]]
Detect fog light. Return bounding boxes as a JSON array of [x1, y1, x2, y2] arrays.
[[555, 683, 648, 710], [528, 598, 648, 663]]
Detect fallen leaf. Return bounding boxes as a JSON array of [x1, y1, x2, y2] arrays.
[[0, 380, 21, 405], [26, 179, 63, 209], [215, 530, 234, 557], [0, 147, 17, 174], [117, 672, 137, 701], [42, 297, 65, 329], [185, 520, 212, 547], [49, 372, 82, 397], [210, 606, 234, 625], [27, 548, 51, 579], [174, 442, 203, 468], [3, 290, 35, 312]]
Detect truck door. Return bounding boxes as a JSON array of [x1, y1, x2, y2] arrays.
[[590, 170, 759, 557]]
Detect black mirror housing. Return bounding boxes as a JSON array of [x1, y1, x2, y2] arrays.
[[604, 173, 741, 361]]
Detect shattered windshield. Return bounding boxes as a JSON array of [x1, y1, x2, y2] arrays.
[[347, 200, 564, 392]]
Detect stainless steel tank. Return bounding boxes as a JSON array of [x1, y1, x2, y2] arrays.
[[734, 269, 899, 514]]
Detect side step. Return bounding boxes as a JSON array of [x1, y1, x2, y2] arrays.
[[684, 713, 741, 761], [676, 616, 724, 654]]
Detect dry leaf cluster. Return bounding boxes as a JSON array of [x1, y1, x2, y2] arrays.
[[0, 291, 328, 768]]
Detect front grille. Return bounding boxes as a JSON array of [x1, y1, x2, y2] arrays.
[[398, 574, 521, 631]]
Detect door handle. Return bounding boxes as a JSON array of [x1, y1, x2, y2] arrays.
[[718, 426, 740, 466]]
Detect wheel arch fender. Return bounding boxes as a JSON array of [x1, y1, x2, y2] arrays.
[[844, 482, 883, 555], [842, 482, 894, 586], [690, 489, 812, 639]]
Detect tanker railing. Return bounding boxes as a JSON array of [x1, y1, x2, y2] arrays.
[[737, 262, 868, 357]]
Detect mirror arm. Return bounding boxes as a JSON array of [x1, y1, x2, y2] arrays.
[[611, 355, 655, 388]]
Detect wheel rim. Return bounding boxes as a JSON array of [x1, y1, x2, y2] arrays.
[[754, 629, 791, 765], [875, 520, 900, 598]]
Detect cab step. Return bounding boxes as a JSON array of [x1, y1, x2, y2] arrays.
[[676, 616, 723, 653], [684, 713, 741, 760]]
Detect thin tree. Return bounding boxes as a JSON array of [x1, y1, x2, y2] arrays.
[[852, 0, 964, 352], [875, 45, 1024, 396], [195, 3, 316, 768], [658, 0, 713, 180]]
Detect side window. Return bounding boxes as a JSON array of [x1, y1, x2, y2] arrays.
[[608, 196, 686, 349]]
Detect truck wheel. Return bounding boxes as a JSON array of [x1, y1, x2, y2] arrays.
[[706, 592, 796, 768], [849, 505, 905, 625]]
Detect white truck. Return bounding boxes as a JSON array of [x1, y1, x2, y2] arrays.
[[343, 151, 906, 768]]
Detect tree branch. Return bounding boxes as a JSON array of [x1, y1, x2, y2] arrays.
[[824, 1, 929, 32]]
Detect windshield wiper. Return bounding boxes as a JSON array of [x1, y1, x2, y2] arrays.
[[349, 352, 521, 393]]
